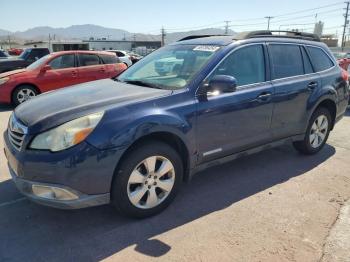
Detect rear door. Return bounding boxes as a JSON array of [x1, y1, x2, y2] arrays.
[[268, 43, 320, 139], [77, 53, 107, 82], [37, 53, 78, 92], [99, 54, 122, 78]]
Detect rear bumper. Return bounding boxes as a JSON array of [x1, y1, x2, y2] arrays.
[[8, 165, 110, 209]]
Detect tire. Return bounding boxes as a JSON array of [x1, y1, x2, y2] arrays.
[[111, 141, 183, 218], [12, 85, 38, 106], [293, 107, 332, 155]]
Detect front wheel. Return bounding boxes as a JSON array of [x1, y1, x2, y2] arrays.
[[12, 85, 38, 106], [111, 141, 183, 218], [293, 107, 331, 155]]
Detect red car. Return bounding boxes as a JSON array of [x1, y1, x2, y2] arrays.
[[333, 52, 350, 71], [8, 48, 23, 56], [0, 51, 127, 105]]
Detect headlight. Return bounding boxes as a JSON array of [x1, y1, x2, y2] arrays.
[[30, 112, 104, 152], [0, 77, 10, 85]]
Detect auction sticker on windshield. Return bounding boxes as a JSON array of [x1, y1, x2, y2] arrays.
[[193, 45, 220, 52]]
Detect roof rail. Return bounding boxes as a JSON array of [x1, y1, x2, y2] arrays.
[[178, 35, 228, 41], [234, 30, 320, 42]]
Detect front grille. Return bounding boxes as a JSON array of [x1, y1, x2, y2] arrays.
[[8, 129, 25, 150], [7, 114, 27, 151]]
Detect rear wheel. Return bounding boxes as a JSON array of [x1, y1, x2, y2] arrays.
[[293, 107, 331, 155], [12, 85, 38, 106], [111, 141, 183, 218]]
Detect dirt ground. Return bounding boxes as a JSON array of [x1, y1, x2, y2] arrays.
[[0, 105, 350, 262]]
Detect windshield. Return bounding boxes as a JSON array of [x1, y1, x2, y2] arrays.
[[118, 44, 220, 90], [19, 49, 30, 59], [27, 54, 50, 70]]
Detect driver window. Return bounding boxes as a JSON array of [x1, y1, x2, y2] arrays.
[[211, 45, 265, 87], [49, 54, 75, 69]]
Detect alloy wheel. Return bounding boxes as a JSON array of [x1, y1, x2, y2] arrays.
[[309, 115, 328, 148], [127, 156, 175, 209], [17, 88, 36, 103]]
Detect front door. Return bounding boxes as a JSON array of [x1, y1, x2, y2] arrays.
[[38, 53, 79, 92], [196, 44, 274, 163]]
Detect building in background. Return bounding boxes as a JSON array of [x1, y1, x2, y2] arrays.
[[320, 34, 338, 47], [23, 40, 89, 52], [83, 39, 161, 55], [314, 21, 324, 37]]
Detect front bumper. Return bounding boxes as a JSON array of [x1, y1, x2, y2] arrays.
[[8, 165, 110, 209], [3, 129, 125, 209]]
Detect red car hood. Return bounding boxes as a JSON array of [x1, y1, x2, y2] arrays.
[[0, 69, 27, 78]]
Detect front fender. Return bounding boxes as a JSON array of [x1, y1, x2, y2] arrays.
[[87, 108, 193, 152]]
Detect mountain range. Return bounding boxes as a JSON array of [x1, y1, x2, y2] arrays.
[[0, 24, 236, 44]]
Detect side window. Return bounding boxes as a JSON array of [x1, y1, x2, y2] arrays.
[[301, 46, 314, 74], [27, 50, 41, 62], [307, 46, 334, 72], [99, 54, 120, 64], [269, 44, 304, 79], [78, 54, 101, 66], [211, 45, 265, 86], [49, 54, 75, 69], [116, 51, 125, 57]]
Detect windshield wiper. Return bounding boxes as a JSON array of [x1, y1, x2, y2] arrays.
[[123, 80, 163, 89]]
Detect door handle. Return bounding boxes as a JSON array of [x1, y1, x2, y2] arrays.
[[257, 92, 272, 102], [307, 82, 318, 90], [71, 70, 77, 76], [99, 67, 106, 72]]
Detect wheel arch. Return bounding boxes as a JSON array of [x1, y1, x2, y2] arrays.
[[113, 131, 192, 185], [312, 98, 337, 130], [12, 83, 41, 97]]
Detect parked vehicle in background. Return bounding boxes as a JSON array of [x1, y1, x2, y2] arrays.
[[107, 50, 133, 67], [0, 50, 10, 59], [332, 52, 350, 71], [154, 56, 184, 76], [4, 31, 349, 218], [126, 51, 143, 64], [8, 48, 23, 56], [0, 48, 50, 73], [0, 50, 126, 105]]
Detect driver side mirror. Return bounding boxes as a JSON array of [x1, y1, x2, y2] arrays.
[[207, 75, 237, 95], [40, 64, 52, 73]]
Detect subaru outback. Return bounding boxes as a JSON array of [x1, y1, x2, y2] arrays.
[[4, 31, 349, 218]]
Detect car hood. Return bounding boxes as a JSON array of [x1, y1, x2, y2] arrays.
[[15, 79, 172, 134], [0, 69, 27, 78]]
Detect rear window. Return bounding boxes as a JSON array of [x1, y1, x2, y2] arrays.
[[269, 44, 304, 79], [78, 54, 101, 66], [307, 46, 334, 72], [100, 54, 120, 64]]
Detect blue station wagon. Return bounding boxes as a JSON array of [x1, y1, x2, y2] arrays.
[[4, 31, 349, 218]]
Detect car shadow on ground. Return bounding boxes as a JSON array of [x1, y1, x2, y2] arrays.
[[0, 144, 335, 261], [0, 104, 13, 113]]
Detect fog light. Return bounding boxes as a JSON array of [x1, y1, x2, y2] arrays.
[[32, 185, 78, 201]]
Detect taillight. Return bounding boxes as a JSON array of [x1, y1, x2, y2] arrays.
[[341, 68, 349, 82]]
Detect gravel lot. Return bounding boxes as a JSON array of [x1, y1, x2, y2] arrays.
[[0, 105, 350, 262]]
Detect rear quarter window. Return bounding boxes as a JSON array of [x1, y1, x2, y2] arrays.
[[269, 44, 304, 79], [307, 46, 334, 72], [100, 54, 120, 64]]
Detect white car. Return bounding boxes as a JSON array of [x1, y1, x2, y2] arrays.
[[107, 50, 132, 67]]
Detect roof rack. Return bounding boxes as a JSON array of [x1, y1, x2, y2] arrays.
[[178, 35, 228, 41], [234, 30, 320, 42]]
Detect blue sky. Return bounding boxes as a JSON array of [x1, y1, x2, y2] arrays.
[[0, 0, 345, 36]]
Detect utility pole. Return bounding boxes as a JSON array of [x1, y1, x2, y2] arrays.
[[7, 34, 11, 49], [224, 21, 231, 35], [342, 1, 350, 51], [265, 16, 274, 30], [161, 27, 166, 46]]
